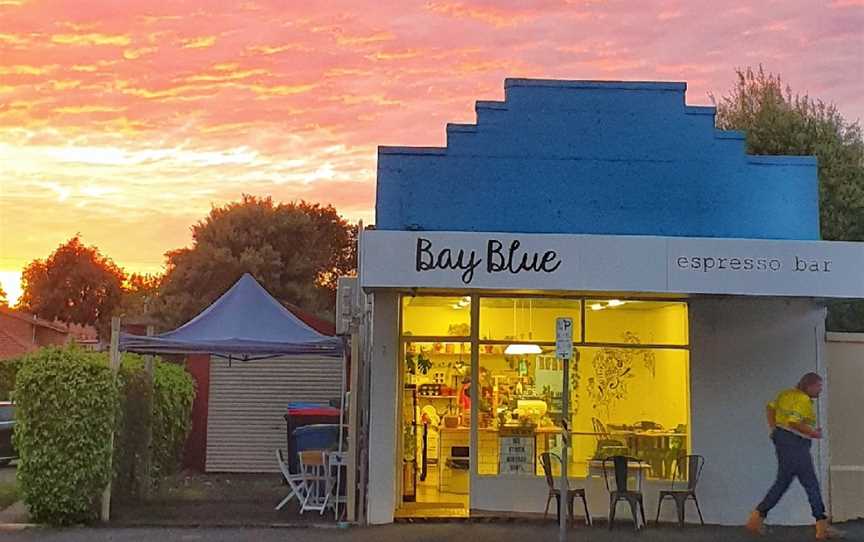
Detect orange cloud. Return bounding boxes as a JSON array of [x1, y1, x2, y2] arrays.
[[181, 36, 217, 49], [50, 80, 82, 90], [53, 105, 127, 114], [335, 31, 394, 46], [424, 1, 534, 27], [247, 83, 318, 96], [51, 33, 131, 46], [247, 43, 312, 55], [0, 33, 29, 45], [366, 50, 423, 61], [0, 64, 52, 75], [186, 68, 270, 83], [123, 47, 157, 59]]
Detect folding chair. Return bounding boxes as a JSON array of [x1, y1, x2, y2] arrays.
[[275, 448, 308, 511], [298, 450, 329, 514]]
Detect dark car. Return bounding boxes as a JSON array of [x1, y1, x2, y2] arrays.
[[0, 401, 15, 466]]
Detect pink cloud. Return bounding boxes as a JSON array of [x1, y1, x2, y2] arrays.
[[0, 0, 862, 277]]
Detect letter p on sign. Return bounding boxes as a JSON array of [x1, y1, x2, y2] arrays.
[[556, 318, 573, 360]]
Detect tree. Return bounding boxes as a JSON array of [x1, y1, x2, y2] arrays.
[[155, 195, 357, 328], [19, 236, 126, 331], [714, 66, 864, 331], [0, 284, 7, 307], [117, 273, 163, 322]]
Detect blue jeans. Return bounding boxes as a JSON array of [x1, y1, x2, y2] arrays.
[[757, 428, 826, 520]]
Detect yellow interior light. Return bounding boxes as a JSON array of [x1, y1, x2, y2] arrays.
[[504, 344, 542, 355]]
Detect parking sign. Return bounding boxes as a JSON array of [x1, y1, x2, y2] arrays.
[[555, 317, 573, 359]]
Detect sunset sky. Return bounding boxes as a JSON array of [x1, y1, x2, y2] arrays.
[[1, 0, 862, 305]]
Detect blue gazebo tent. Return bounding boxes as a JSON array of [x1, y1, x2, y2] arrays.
[[120, 273, 343, 360]]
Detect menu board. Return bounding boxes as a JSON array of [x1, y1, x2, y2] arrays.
[[499, 428, 535, 476]]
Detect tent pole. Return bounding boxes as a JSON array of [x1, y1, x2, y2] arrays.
[[336, 341, 347, 521], [346, 331, 360, 522]]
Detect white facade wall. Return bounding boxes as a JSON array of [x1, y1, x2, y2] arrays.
[[367, 291, 400, 524], [825, 332, 864, 522], [366, 295, 831, 525], [689, 297, 827, 526]]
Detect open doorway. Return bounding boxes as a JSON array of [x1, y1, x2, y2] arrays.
[[395, 302, 472, 519]]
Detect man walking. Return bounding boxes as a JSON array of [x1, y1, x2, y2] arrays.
[[746, 372, 843, 539]]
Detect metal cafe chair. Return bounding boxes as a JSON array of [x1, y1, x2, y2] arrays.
[[539, 452, 592, 526], [655, 454, 706, 527], [274, 449, 308, 511], [602, 455, 648, 531]]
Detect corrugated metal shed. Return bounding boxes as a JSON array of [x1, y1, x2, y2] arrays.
[[205, 355, 342, 473]]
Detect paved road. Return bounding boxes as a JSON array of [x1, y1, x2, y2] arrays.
[[1, 522, 862, 542]]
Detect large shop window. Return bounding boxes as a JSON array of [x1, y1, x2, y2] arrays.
[[400, 295, 689, 484], [402, 296, 471, 338]]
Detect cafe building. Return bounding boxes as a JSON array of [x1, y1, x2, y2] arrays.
[[356, 79, 864, 526]]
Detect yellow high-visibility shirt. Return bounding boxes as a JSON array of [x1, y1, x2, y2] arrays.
[[768, 388, 816, 434]]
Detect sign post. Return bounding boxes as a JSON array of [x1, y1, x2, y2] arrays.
[[556, 317, 573, 542]]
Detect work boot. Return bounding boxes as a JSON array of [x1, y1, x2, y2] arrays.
[[746, 510, 766, 535], [816, 519, 845, 539]]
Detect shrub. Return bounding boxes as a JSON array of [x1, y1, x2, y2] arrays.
[[150, 359, 195, 476], [113, 357, 152, 498], [13, 347, 119, 525], [114, 354, 195, 498], [0, 357, 21, 401]]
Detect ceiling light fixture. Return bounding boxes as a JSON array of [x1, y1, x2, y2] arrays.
[[504, 344, 543, 355]]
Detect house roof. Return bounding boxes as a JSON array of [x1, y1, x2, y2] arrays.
[[281, 302, 336, 336], [0, 327, 33, 359], [0, 307, 69, 334]]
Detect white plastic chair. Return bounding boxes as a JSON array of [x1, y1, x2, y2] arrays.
[[275, 449, 308, 511]]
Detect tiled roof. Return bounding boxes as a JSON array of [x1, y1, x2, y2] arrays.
[[0, 306, 69, 333], [0, 328, 33, 359]]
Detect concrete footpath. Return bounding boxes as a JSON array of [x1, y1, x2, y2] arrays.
[[0, 522, 862, 542]]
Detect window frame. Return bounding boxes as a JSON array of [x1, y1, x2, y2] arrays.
[[397, 292, 691, 482]]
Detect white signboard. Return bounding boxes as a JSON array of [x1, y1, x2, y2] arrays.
[[498, 429, 535, 476], [556, 318, 573, 360], [360, 230, 864, 298]]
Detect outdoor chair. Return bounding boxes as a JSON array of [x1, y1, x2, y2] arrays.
[[655, 454, 705, 527], [275, 449, 308, 511], [539, 452, 591, 526], [603, 455, 648, 531], [592, 418, 629, 460], [298, 450, 330, 515]]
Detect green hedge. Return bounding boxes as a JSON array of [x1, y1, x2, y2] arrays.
[[13, 346, 196, 523], [114, 354, 195, 498], [13, 347, 119, 525]]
